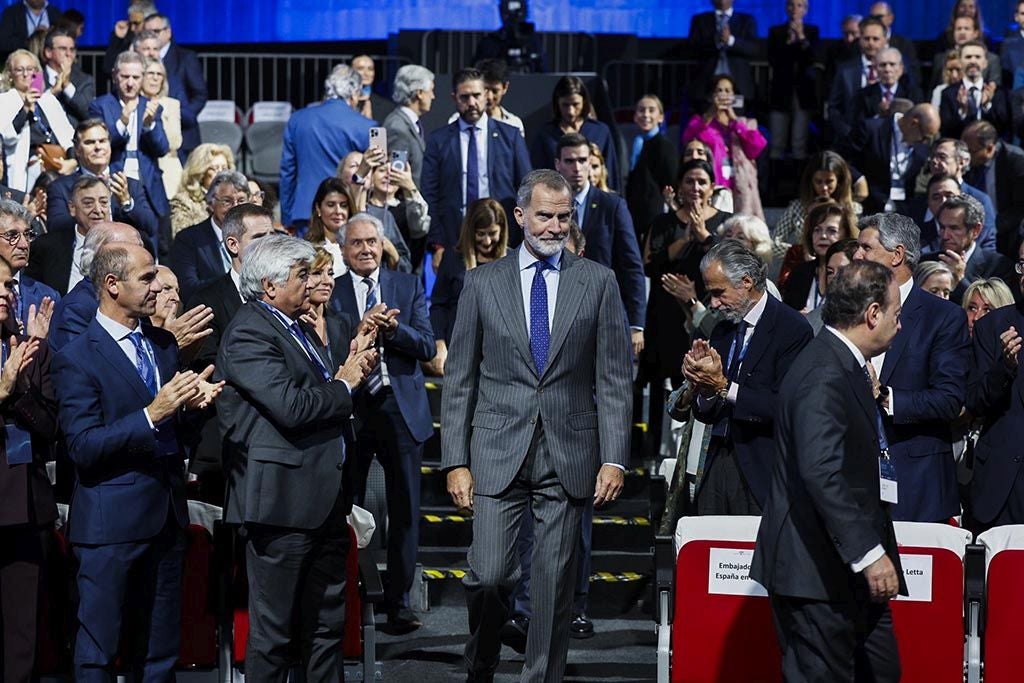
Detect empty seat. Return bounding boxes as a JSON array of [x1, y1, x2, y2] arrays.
[[198, 101, 244, 160], [243, 102, 294, 183]]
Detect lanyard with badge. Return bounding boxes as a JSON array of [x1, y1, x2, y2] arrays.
[[871, 393, 898, 504], [887, 134, 910, 208]]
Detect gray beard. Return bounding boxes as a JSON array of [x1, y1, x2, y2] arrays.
[[524, 231, 566, 258]]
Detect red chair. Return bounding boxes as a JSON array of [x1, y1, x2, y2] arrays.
[[976, 524, 1024, 683], [889, 522, 973, 683]]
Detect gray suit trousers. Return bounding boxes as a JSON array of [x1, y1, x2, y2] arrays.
[[464, 423, 585, 682]]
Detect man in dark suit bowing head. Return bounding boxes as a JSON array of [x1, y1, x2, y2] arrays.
[[684, 240, 813, 515], [217, 235, 378, 681], [753, 260, 907, 682]]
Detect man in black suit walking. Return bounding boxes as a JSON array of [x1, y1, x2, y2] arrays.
[[752, 260, 907, 682], [688, 0, 759, 111]]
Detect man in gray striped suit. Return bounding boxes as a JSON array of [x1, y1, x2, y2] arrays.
[[442, 169, 633, 682]]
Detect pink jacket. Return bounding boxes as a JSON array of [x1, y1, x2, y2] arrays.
[[682, 115, 767, 190]]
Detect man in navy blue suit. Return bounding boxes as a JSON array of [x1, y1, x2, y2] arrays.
[[1001, 2, 1024, 83], [0, 0, 61, 58], [853, 213, 969, 522], [685, 240, 814, 514], [0, 200, 58, 335], [968, 240, 1024, 527], [169, 171, 250, 302], [46, 119, 158, 247], [828, 16, 889, 142], [141, 14, 206, 161], [687, 0, 759, 112], [330, 212, 435, 633], [421, 67, 531, 271], [88, 51, 170, 252], [280, 64, 373, 231], [52, 241, 221, 682]]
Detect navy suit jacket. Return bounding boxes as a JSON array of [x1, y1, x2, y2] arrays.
[[279, 99, 374, 225], [46, 171, 158, 247], [693, 294, 814, 506], [968, 301, 1024, 523], [688, 11, 759, 108], [88, 94, 170, 216], [912, 182, 997, 255], [169, 218, 228, 303], [52, 319, 190, 544], [422, 117, 531, 250], [1001, 34, 1024, 84], [828, 59, 866, 141], [579, 185, 646, 329], [329, 269, 436, 443], [49, 277, 95, 354], [0, 4, 61, 57], [530, 119, 619, 191], [162, 43, 206, 158], [850, 78, 923, 124], [16, 275, 59, 330], [845, 116, 929, 214], [938, 84, 1010, 140], [880, 285, 969, 521]]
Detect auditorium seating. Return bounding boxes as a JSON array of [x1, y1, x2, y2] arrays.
[[197, 100, 245, 161], [976, 525, 1024, 683], [243, 101, 293, 183]]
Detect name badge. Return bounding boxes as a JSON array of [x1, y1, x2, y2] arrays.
[[888, 187, 906, 202], [879, 455, 898, 504], [5, 423, 32, 465]]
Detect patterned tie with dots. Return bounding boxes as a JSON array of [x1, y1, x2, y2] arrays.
[[530, 260, 552, 374]]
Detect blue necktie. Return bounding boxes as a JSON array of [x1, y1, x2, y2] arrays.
[[465, 125, 480, 207], [362, 277, 384, 393], [128, 331, 158, 397], [530, 260, 552, 374], [363, 277, 377, 311], [630, 134, 645, 171]]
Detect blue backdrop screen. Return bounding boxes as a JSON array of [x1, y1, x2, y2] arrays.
[[26, 0, 1017, 46]]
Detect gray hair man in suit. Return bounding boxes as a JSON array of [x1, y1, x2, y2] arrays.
[[383, 64, 435, 187], [441, 169, 633, 682]]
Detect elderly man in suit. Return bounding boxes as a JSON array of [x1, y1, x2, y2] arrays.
[[46, 119, 158, 245], [963, 120, 1024, 257], [169, 171, 250, 302], [850, 48, 922, 125], [88, 51, 170, 244], [383, 64, 434, 188], [853, 213, 969, 522], [828, 16, 889, 141], [329, 212, 435, 633], [923, 193, 1015, 304], [0, 200, 59, 334], [52, 241, 221, 682], [843, 103, 939, 215], [684, 240, 813, 514], [752, 260, 907, 682], [688, 0, 759, 112], [141, 13, 206, 161], [421, 67, 531, 271], [41, 27, 94, 127], [0, 0, 60, 57], [442, 169, 632, 682], [968, 240, 1024, 526], [280, 64, 373, 231], [217, 234, 376, 681]]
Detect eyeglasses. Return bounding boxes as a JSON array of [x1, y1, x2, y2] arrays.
[[1014, 260, 1024, 275], [250, 191, 265, 202], [0, 229, 38, 245], [213, 196, 249, 208], [10, 67, 37, 76], [930, 153, 954, 163]]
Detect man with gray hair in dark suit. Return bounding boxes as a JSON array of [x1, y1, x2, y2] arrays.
[[384, 64, 435, 187], [442, 169, 633, 682]]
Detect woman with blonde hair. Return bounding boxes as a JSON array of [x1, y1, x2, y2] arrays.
[[140, 57, 182, 201], [588, 142, 611, 192], [962, 277, 1014, 337], [169, 142, 235, 234]]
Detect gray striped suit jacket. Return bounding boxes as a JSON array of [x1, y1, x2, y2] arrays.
[[440, 248, 633, 499]]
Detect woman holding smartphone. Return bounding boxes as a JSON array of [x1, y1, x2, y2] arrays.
[[0, 49, 74, 192]]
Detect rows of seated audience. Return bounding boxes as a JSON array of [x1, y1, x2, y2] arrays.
[[3, 0, 1024, 678]]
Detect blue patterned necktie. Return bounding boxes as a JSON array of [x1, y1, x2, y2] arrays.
[[363, 277, 377, 311], [465, 125, 480, 206], [530, 260, 552, 374], [128, 330, 158, 396], [363, 277, 384, 393]]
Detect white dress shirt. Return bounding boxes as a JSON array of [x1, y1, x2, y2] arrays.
[[96, 310, 161, 427], [573, 182, 590, 227], [458, 113, 490, 211], [518, 246, 560, 334], [69, 227, 87, 293], [45, 64, 75, 100], [348, 268, 390, 386], [229, 267, 244, 301], [960, 76, 989, 119], [724, 291, 768, 403]]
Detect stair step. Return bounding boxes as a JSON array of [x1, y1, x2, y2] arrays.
[[419, 510, 653, 551]]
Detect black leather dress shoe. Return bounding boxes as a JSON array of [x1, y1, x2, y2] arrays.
[[385, 607, 422, 634], [499, 615, 529, 654], [570, 613, 595, 639]]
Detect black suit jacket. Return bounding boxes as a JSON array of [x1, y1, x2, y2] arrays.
[[921, 248, 1015, 304], [979, 142, 1024, 257], [580, 185, 647, 329], [46, 171, 158, 244], [169, 218, 228, 303], [828, 58, 867, 141], [692, 294, 814, 506], [968, 302, 1024, 523], [845, 116, 929, 214], [752, 330, 906, 602], [766, 23, 820, 111], [688, 11, 760, 106], [0, 339, 57, 527], [46, 64, 95, 127], [851, 78, 923, 125], [626, 132, 677, 245], [24, 228, 76, 296], [938, 83, 1010, 140], [781, 259, 818, 311], [0, 4, 61, 58]]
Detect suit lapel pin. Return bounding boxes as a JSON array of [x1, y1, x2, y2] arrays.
[[492, 131, 498, 138], [591, 203, 597, 209]]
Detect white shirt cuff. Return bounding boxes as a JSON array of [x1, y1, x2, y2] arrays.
[[64, 81, 76, 99], [115, 119, 128, 136], [850, 544, 885, 573], [884, 388, 895, 417], [602, 463, 626, 471], [727, 35, 736, 47], [726, 381, 739, 404], [143, 407, 155, 430]]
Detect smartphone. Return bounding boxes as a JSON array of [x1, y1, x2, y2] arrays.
[[30, 71, 44, 93], [369, 127, 388, 156], [391, 149, 409, 172], [732, 94, 745, 110]]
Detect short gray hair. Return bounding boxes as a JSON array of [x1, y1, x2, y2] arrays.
[[324, 64, 362, 102], [222, 204, 273, 242], [113, 50, 143, 75], [131, 29, 160, 50], [936, 192, 985, 229], [205, 170, 249, 206], [239, 234, 316, 302], [876, 47, 903, 65], [516, 169, 572, 209], [392, 64, 434, 105], [719, 214, 773, 264], [339, 212, 385, 246], [700, 239, 768, 292], [858, 213, 921, 267], [0, 198, 31, 229], [88, 245, 132, 289], [81, 222, 144, 274]]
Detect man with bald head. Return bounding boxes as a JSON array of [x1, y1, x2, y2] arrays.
[[851, 48, 921, 123], [844, 103, 940, 214]]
